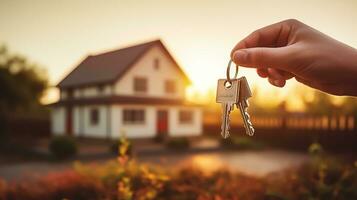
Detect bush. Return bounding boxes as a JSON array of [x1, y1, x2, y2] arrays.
[[221, 136, 263, 150], [166, 137, 190, 150], [2, 148, 357, 200], [49, 136, 77, 160], [266, 158, 357, 200], [1, 171, 104, 200], [0, 163, 266, 200], [110, 139, 132, 155], [153, 134, 165, 143]]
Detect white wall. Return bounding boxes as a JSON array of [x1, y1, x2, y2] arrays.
[[113, 45, 187, 99], [111, 105, 156, 139], [111, 105, 202, 139], [51, 107, 65, 135], [168, 107, 202, 137], [52, 105, 202, 139], [73, 106, 81, 136], [80, 105, 109, 138]]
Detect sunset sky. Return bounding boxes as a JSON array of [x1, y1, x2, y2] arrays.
[[1, 0, 357, 109]]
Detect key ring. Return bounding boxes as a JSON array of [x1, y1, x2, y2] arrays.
[[226, 59, 239, 83]]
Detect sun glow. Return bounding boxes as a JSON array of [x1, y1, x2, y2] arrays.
[[186, 74, 308, 113], [2, 0, 356, 109]]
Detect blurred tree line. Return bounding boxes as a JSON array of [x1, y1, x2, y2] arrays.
[[302, 91, 357, 116], [0, 45, 48, 141], [249, 85, 357, 116], [0, 45, 48, 114], [202, 83, 357, 117]]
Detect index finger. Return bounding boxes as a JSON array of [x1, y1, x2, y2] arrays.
[[230, 19, 297, 57]]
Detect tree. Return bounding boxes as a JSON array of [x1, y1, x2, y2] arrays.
[[301, 89, 357, 116], [302, 90, 335, 115], [0, 45, 48, 113]]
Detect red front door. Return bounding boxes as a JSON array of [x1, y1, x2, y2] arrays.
[[66, 106, 73, 135], [157, 110, 168, 135]]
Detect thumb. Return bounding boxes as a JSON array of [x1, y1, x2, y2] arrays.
[[232, 47, 293, 70]]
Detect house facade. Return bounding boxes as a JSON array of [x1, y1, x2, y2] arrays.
[[51, 40, 202, 139]]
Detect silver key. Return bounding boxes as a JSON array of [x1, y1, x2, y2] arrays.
[[216, 79, 240, 138], [237, 77, 255, 136]]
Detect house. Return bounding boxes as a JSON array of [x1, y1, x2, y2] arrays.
[[51, 40, 202, 139]]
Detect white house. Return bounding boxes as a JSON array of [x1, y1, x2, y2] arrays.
[[51, 40, 202, 139]]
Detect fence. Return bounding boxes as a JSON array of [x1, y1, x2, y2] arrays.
[[252, 115, 355, 131], [0, 114, 50, 139], [204, 112, 356, 132], [203, 113, 357, 151]]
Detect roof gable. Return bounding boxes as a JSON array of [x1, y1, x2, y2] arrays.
[[57, 40, 190, 88]]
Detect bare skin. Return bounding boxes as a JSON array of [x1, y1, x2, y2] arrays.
[[231, 19, 357, 96]]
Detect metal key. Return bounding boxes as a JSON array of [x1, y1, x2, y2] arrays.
[[216, 79, 240, 138], [237, 77, 255, 136]]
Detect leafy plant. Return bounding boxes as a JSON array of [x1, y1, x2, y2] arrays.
[[3, 138, 357, 200], [110, 139, 132, 156], [1, 171, 104, 200], [266, 143, 357, 200], [49, 136, 77, 160], [0, 45, 48, 113]]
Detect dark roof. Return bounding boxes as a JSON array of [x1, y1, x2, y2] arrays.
[[57, 39, 190, 88], [50, 95, 202, 107]]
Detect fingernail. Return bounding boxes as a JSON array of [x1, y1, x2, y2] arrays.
[[233, 50, 247, 63], [273, 80, 284, 87]]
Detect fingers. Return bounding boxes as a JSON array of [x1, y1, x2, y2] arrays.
[[232, 46, 294, 70], [268, 68, 285, 79], [258, 68, 295, 87], [257, 69, 268, 78], [230, 19, 302, 88], [268, 68, 287, 87], [230, 19, 297, 57], [268, 68, 294, 80], [268, 78, 286, 87]]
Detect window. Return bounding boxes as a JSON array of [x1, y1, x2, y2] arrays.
[[165, 80, 176, 94], [123, 109, 145, 124], [134, 77, 147, 93], [153, 58, 160, 70], [90, 108, 99, 125], [179, 110, 193, 124]]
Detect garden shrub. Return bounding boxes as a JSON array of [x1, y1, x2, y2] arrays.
[[2, 140, 357, 200], [0, 179, 6, 200], [265, 143, 357, 200], [49, 136, 77, 160], [110, 139, 132, 155], [1, 171, 104, 200], [166, 137, 190, 150], [153, 134, 165, 143], [1, 157, 357, 200]]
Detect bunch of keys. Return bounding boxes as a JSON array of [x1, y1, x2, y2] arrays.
[[216, 59, 255, 138]]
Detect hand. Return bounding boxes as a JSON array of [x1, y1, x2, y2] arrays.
[[231, 19, 357, 96]]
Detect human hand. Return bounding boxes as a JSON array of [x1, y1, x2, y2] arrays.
[[231, 19, 357, 96]]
